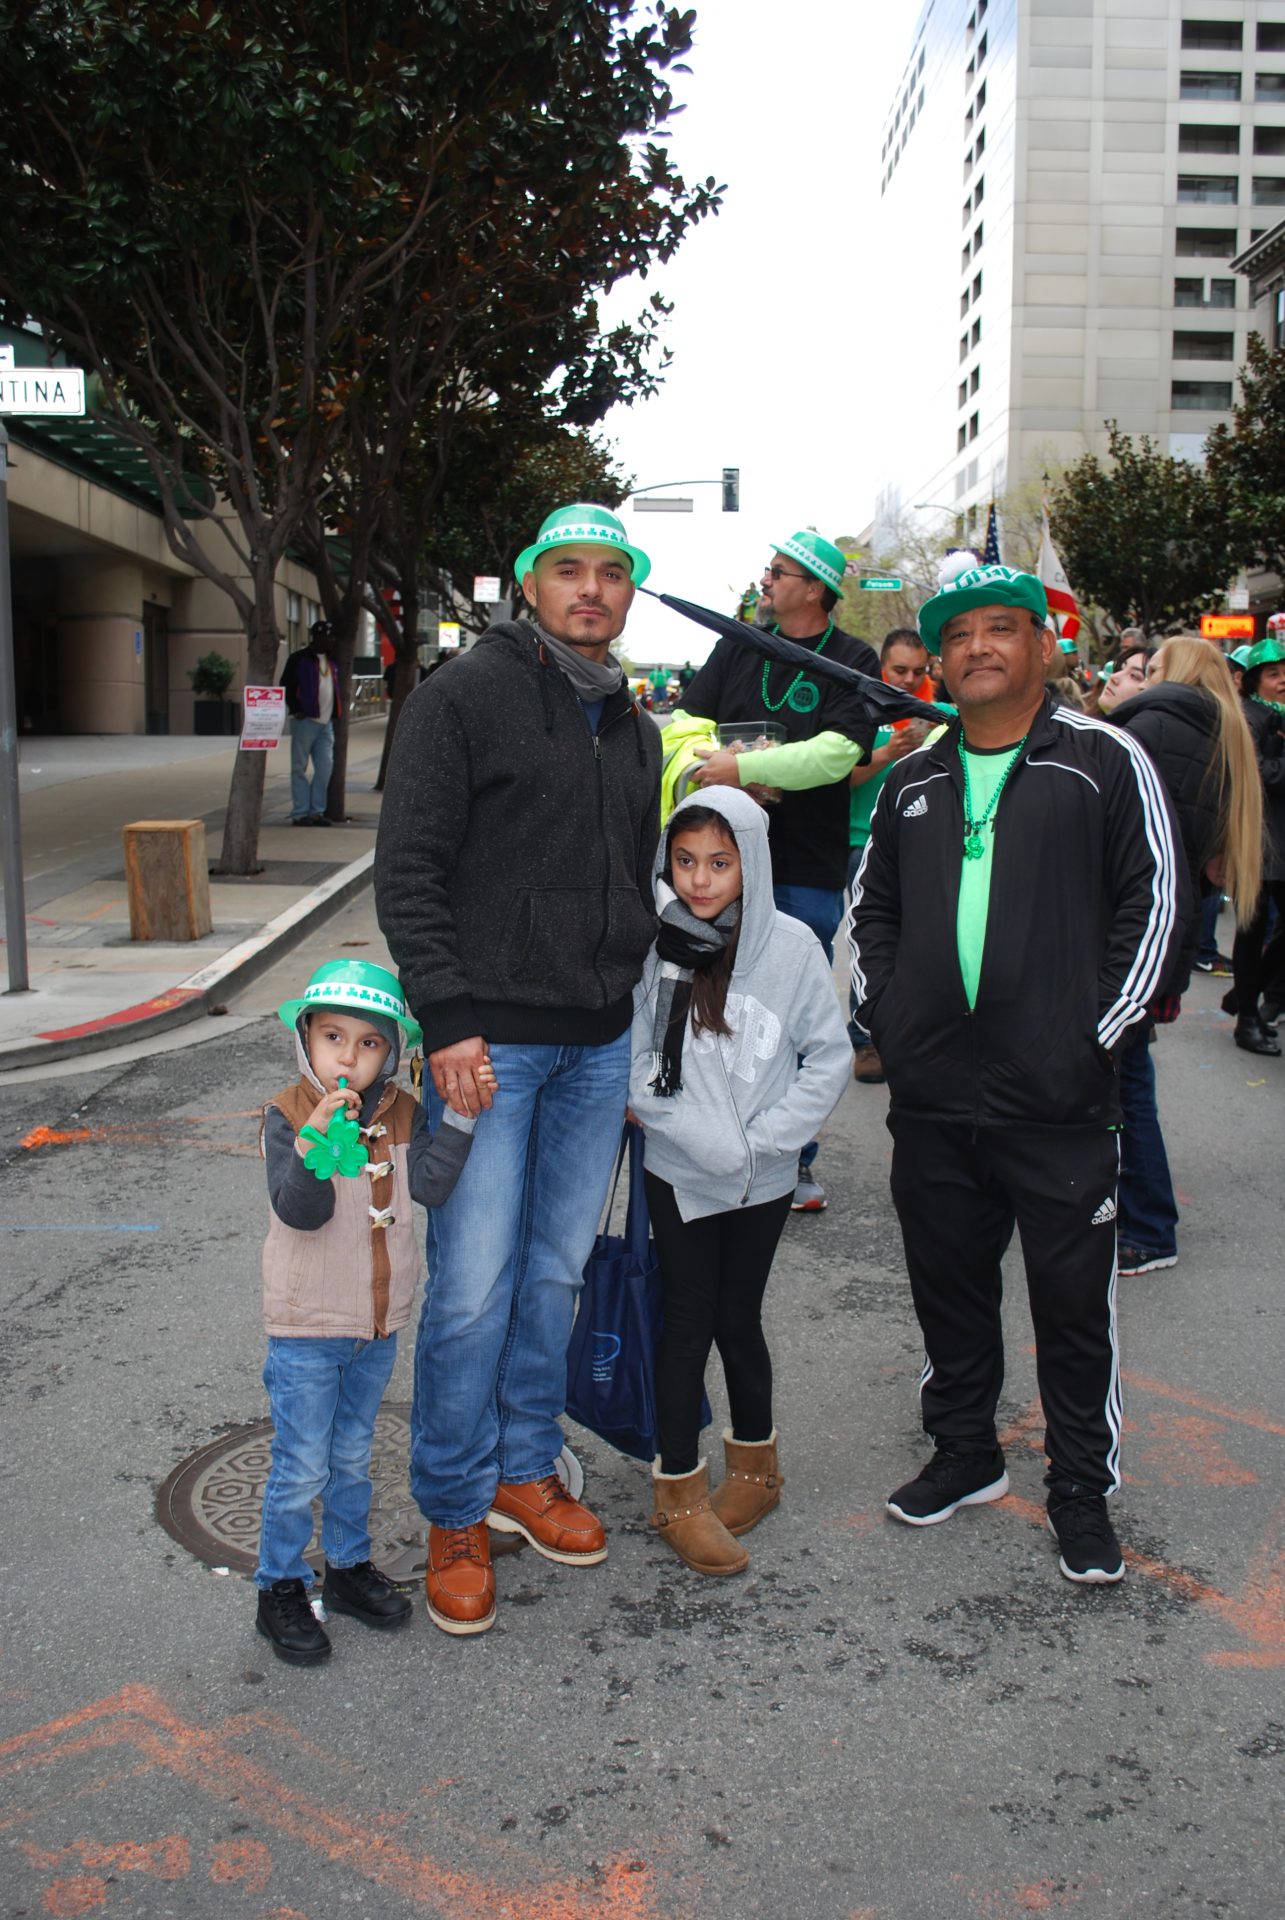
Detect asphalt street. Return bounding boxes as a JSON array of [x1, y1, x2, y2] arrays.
[[0, 889, 1281, 1920]]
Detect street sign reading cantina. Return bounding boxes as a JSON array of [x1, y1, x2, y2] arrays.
[[0, 365, 86, 415]]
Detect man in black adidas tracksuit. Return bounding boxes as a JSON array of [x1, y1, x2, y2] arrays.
[[847, 564, 1183, 1584]]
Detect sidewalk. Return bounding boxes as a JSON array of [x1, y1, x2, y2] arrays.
[[0, 720, 388, 1069]]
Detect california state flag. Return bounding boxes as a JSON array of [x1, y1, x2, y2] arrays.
[[1039, 500, 1080, 641]]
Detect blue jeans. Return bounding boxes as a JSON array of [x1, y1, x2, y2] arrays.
[[255, 1333, 398, 1590], [290, 716, 334, 819], [412, 1032, 630, 1527], [772, 882, 845, 1170], [1197, 890, 1221, 966], [1116, 1026, 1178, 1260]]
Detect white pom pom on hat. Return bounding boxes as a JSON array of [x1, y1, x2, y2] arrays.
[[937, 550, 982, 589]]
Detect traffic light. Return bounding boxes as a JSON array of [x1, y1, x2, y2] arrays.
[[722, 466, 740, 512]]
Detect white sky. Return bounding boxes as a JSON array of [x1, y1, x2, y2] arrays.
[[598, 0, 918, 664]]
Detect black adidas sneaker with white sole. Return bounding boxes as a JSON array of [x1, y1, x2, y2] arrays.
[[1047, 1482, 1125, 1584], [886, 1445, 1009, 1526]]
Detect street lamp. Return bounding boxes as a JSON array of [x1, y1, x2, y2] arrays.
[[626, 472, 739, 514]]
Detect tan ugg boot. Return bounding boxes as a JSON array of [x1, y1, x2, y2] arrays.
[[650, 1462, 749, 1576], [710, 1430, 784, 1536]]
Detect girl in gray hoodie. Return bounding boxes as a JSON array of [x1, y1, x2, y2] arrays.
[[629, 787, 850, 1576]]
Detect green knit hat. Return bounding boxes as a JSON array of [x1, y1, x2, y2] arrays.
[[918, 563, 1049, 655], [772, 529, 847, 597], [277, 959, 421, 1046], [514, 503, 651, 586]]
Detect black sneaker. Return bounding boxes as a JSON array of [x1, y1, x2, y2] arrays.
[[1117, 1245, 1177, 1277], [255, 1579, 332, 1665], [886, 1445, 1009, 1526], [322, 1559, 412, 1630], [1047, 1483, 1125, 1584]]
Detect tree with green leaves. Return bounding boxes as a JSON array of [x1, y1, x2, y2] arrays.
[[1205, 335, 1285, 581], [0, 0, 718, 869], [1046, 423, 1236, 634]]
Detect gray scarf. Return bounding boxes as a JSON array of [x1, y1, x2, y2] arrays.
[[532, 620, 624, 703]]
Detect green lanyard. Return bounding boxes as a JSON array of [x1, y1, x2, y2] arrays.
[[761, 623, 833, 714], [959, 735, 1027, 859]]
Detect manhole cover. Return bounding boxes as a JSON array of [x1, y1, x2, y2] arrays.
[[156, 1403, 583, 1579]]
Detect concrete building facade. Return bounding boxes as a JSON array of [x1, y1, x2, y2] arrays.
[[869, 0, 1285, 549]]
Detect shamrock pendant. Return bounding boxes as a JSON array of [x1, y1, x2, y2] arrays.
[[964, 833, 985, 860]]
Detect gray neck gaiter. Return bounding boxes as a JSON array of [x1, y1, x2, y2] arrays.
[[532, 621, 625, 704]]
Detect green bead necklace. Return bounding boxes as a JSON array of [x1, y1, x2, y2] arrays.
[[761, 622, 833, 714], [959, 735, 1027, 859]]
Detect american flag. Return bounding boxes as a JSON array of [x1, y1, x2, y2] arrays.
[[981, 502, 1001, 566]]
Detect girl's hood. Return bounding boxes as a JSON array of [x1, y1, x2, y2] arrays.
[[656, 786, 776, 970]]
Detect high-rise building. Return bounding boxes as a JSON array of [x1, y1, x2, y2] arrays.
[[868, 1, 1285, 550]]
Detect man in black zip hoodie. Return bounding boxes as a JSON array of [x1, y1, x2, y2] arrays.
[[847, 563, 1183, 1587], [375, 504, 661, 1636]]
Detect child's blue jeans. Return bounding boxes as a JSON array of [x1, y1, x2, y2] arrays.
[[255, 1333, 397, 1590]]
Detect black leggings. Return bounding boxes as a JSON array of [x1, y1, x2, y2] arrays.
[[1232, 878, 1285, 1012], [644, 1172, 793, 1476]]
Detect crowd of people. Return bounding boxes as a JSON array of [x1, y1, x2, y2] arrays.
[[246, 501, 1284, 1662]]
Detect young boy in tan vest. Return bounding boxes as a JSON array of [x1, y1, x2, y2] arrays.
[[255, 959, 483, 1664]]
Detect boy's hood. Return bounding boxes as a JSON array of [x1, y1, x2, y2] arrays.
[[656, 786, 775, 970]]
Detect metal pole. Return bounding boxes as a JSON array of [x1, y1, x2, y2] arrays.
[[0, 420, 30, 993]]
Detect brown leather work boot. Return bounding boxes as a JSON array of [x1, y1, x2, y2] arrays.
[[710, 1430, 784, 1537], [425, 1522, 495, 1636], [651, 1462, 749, 1576], [852, 1044, 886, 1084], [488, 1475, 608, 1565]]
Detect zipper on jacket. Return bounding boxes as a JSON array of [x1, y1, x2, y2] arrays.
[[715, 1042, 756, 1204]]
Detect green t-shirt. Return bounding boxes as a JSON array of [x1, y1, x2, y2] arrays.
[[956, 743, 1021, 1010], [849, 726, 894, 850]]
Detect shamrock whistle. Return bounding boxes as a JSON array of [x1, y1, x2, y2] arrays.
[[299, 1077, 370, 1182]]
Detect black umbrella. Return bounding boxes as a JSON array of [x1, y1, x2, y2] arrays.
[[639, 589, 949, 727]]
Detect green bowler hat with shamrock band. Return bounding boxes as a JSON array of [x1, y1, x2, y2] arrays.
[[513, 503, 651, 586], [773, 529, 848, 597], [277, 959, 422, 1046], [918, 563, 1049, 656], [1245, 635, 1285, 672]]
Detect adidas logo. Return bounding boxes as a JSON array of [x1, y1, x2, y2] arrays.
[[902, 794, 928, 818], [1090, 1197, 1117, 1226]]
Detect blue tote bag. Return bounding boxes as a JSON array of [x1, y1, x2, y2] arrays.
[[565, 1123, 711, 1462]]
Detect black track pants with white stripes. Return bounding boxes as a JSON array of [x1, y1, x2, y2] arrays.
[[887, 1116, 1122, 1496]]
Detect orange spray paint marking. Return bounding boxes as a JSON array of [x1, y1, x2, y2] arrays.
[[209, 1836, 273, 1891], [1133, 1413, 1259, 1488], [1, 1687, 661, 1920], [22, 1835, 190, 1880], [41, 1878, 106, 1917]]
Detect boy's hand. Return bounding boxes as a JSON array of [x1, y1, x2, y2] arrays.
[[296, 1086, 360, 1154]]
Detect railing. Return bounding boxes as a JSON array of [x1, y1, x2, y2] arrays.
[[349, 675, 386, 720]]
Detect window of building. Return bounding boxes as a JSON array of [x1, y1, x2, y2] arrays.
[[1179, 123, 1240, 153], [1253, 175, 1285, 203], [1173, 329, 1235, 359], [968, 411, 980, 441], [1275, 287, 1285, 347], [973, 220, 984, 251], [964, 147, 974, 179], [1172, 379, 1233, 408], [972, 316, 982, 346], [286, 592, 301, 651], [961, 289, 971, 318], [978, 0, 987, 16], [970, 366, 980, 393], [1181, 20, 1243, 51], [964, 198, 973, 227], [960, 333, 969, 362], [967, 458, 980, 486], [1181, 70, 1242, 98], [958, 426, 968, 455], [977, 31, 987, 64], [962, 241, 972, 271], [1174, 276, 1237, 306], [975, 126, 986, 158], [1178, 173, 1239, 202], [918, 88, 925, 113], [1256, 72, 1285, 99], [974, 176, 985, 206], [959, 379, 969, 408], [966, 56, 975, 83], [1255, 126, 1285, 155], [973, 270, 983, 302], [1258, 23, 1285, 51], [977, 80, 986, 110], [1175, 225, 1238, 255], [918, 47, 926, 74], [965, 102, 975, 133]]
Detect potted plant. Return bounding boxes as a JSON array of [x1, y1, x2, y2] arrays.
[[188, 651, 241, 735]]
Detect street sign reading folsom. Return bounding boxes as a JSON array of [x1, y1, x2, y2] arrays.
[[0, 367, 86, 415]]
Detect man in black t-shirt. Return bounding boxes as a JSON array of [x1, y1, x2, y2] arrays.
[[672, 529, 877, 1211]]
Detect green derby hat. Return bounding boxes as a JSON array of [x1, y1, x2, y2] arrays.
[[277, 959, 421, 1046], [514, 503, 651, 587], [918, 563, 1049, 655], [1245, 635, 1285, 672], [1228, 645, 1253, 670], [773, 529, 848, 597]]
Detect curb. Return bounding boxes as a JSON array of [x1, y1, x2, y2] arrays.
[[0, 849, 375, 1073]]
